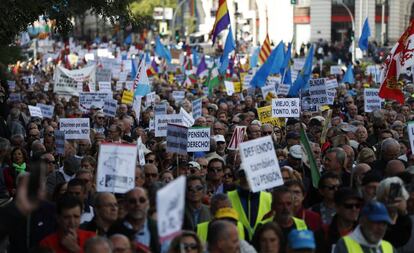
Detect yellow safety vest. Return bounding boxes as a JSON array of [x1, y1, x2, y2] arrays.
[[196, 221, 245, 242], [343, 236, 393, 253], [227, 190, 272, 240], [292, 217, 307, 230]]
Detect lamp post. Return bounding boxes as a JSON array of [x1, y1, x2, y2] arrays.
[[171, 0, 188, 44], [381, 0, 386, 46], [339, 2, 356, 63]]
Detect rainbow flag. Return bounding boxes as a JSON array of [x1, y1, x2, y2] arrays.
[[211, 0, 230, 44], [146, 59, 158, 77], [259, 34, 271, 64]]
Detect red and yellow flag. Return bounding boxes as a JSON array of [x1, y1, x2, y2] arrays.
[[259, 34, 271, 64]]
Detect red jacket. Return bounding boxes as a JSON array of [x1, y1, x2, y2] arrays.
[[295, 207, 323, 232], [40, 229, 96, 253]]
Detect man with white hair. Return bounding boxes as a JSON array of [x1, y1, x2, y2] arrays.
[[371, 138, 401, 178]]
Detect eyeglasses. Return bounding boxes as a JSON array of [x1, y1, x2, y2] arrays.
[[128, 197, 147, 205], [224, 173, 233, 178], [188, 185, 204, 192], [262, 131, 273, 135], [343, 203, 361, 209], [145, 173, 158, 178], [209, 167, 223, 174], [182, 243, 198, 251], [323, 185, 340, 191]]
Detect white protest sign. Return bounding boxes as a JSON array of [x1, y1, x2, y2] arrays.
[[325, 78, 339, 90], [116, 81, 124, 91], [157, 176, 186, 242], [7, 80, 16, 91], [243, 74, 252, 90], [54, 130, 65, 155], [271, 98, 300, 118], [326, 89, 337, 105], [224, 81, 235, 95], [9, 93, 21, 102], [103, 99, 118, 117], [166, 124, 188, 155], [155, 114, 184, 137], [293, 58, 305, 71], [309, 78, 327, 105], [96, 143, 137, 193], [228, 126, 247, 150], [364, 88, 383, 113], [408, 122, 414, 155], [180, 108, 195, 127], [95, 68, 112, 83], [261, 84, 277, 99], [266, 76, 281, 88], [277, 83, 290, 96], [28, 106, 43, 118], [330, 65, 342, 75], [172, 91, 185, 103], [154, 103, 167, 116], [132, 96, 142, 122], [98, 81, 112, 92], [187, 127, 210, 152], [53, 65, 96, 96], [59, 118, 90, 140], [137, 137, 146, 166], [192, 98, 202, 120], [79, 92, 112, 112], [36, 103, 54, 118], [145, 92, 156, 108], [239, 135, 283, 192]]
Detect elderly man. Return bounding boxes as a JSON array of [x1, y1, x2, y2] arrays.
[[334, 201, 395, 253], [207, 220, 240, 253], [371, 138, 401, 178], [323, 147, 350, 186], [108, 187, 160, 253]]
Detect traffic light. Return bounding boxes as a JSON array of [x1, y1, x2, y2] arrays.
[[291, 0, 297, 4], [175, 30, 180, 43]]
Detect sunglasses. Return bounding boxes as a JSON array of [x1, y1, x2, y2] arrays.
[[343, 203, 361, 209], [128, 197, 147, 205], [188, 185, 204, 192], [262, 131, 272, 135], [182, 243, 198, 251], [324, 185, 340, 191]]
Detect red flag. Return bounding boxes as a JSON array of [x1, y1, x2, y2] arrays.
[[379, 20, 414, 104], [227, 126, 247, 150]]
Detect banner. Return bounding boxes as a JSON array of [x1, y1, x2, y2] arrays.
[[145, 91, 156, 108], [271, 98, 300, 118], [228, 126, 247, 150], [192, 98, 202, 120], [157, 176, 186, 242], [330, 65, 342, 75], [28, 106, 43, 118], [166, 124, 188, 155], [326, 89, 336, 105], [155, 103, 167, 116], [36, 103, 54, 119], [325, 78, 339, 90], [309, 78, 327, 105], [59, 118, 90, 140], [187, 127, 210, 152], [257, 106, 284, 127], [103, 99, 118, 117], [364, 88, 382, 112], [79, 92, 112, 112], [172, 91, 185, 103], [96, 143, 137, 193], [239, 135, 283, 192], [53, 65, 96, 96]]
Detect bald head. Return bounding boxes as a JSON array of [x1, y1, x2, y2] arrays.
[[381, 138, 400, 161], [110, 234, 132, 253], [385, 159, 405, 178]]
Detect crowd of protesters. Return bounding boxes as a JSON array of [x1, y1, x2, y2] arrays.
[[0, 38, 413, 253]]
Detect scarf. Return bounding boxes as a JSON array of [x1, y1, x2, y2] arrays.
[[13, 162, 26, 173]]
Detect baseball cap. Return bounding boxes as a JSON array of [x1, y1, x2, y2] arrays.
[[214, 207, 239, 221], [288, 229, 316, 250], [188, 161, 201, 171], [361, 201, 392, 224], [213, 135, 226, 143], [334, 187, 363, 205], [289, 145, 302, 159]]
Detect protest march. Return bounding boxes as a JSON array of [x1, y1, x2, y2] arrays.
[[3, 0, 414, 253]]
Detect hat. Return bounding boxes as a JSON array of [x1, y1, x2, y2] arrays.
[[207, 104, 218, 111], [213, 135, 226, 143], [215, 207, 239, 221], [188, 161, 201, 170], [289, 145, 302, 159], [339, 123, 358, 133], [334, 187, 363, 205], [288, 230, 316, 250], [361, 201, 392, 224]]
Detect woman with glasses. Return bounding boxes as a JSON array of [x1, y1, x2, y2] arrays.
[[168, 230, 203, 253]]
